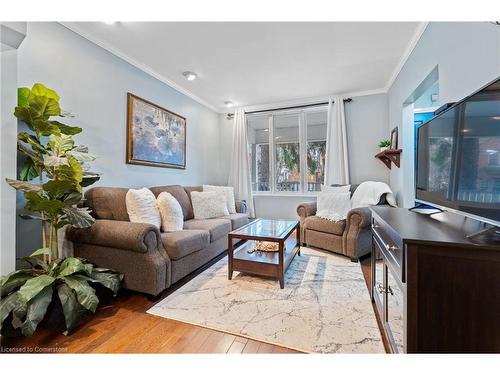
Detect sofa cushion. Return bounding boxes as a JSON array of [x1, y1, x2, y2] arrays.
[[303, 215, 346, 236], [221, 213, 249, 230], [150, 185, 193, 221], [183, 218, 232, 242], [84, 187, 130, 221], [161, 230, 210, 260]]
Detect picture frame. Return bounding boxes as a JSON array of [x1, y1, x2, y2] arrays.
[[390, 126, 398, 149], [126, 93, 186, 169]]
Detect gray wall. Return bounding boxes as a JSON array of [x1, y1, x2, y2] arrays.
[[388, 22, 500, 207], [219, 93, 390, 219], [15, 22, 223, 260]]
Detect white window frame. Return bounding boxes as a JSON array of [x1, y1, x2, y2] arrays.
[[247, 105, 328, 195]]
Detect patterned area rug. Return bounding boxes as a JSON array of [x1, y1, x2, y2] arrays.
[[147, 247, 384, 353]]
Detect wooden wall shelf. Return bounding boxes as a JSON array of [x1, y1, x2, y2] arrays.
[[375, 149, 402, 169]]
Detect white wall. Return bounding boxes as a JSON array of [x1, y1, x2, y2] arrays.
[[1, 22, 26, 275], [388, 22, 500, 207], [15, 22, 224, 260], [219, 93, 390, 219]]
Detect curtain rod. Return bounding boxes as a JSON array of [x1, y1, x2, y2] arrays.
[[244, 98, 352, 115]]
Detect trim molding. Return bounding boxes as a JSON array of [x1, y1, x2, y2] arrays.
[[384, 22, 429, 92], [58, 22, 219, 113]]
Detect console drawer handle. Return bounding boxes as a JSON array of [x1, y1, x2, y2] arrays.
[[377, 283, 385, 294]]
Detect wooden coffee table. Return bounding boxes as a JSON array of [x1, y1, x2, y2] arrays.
[[227, 218, 300, 289]]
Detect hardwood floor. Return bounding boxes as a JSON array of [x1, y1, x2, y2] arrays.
[[1, 252, 387, 354]]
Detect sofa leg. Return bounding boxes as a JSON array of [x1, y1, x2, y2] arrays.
[[350, 257, 359, 263]]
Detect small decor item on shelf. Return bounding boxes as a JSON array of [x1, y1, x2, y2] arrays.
[[378, 139, 391, 152], [390, 127, 399, 149], [249, 241, 279, 253]]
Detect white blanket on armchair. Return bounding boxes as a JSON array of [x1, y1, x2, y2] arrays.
[[351, 181, 397, 209]]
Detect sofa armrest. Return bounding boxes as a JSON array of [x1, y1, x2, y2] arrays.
[[345, 207, 371, 230], [236, 200, 247, 214], [67, 220, 161, 253], [297, 202, 317, 218]]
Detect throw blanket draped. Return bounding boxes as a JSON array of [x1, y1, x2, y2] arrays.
[[351, 181, 397, 208]]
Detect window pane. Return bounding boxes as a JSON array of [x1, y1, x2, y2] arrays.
[[306, 110, 327, 191], [248, 115, 270, 191], [274, 113, 300, 192]]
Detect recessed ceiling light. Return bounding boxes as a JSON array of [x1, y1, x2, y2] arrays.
[[224, 101, 234, 108], [182, 71, 197, 81], [103, 21, 116, 25]]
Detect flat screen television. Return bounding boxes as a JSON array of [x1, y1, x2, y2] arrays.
[[416, 77, 500, 226]]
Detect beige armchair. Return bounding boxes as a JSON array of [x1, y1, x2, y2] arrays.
[[297, 202, 372, 262]]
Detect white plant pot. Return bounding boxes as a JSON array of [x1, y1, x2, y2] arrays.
[[380, 146, 388, 152]]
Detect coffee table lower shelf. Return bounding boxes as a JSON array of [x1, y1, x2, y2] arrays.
[[229, 237, 300, 288]]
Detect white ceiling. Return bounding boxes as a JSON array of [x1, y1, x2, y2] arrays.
[[62, 22, 424, 112]]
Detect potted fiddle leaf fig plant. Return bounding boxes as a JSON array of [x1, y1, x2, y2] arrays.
[[0, 83, 122, 337]]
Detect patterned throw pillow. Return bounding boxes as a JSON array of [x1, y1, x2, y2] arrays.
[[191, 191, 229, 220], [125, 188, 161, 228], [157, 192, 184, 232], [203, 185, 236, 214]]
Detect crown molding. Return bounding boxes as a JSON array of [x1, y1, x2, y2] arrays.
[[58, 22, 219, 113], [384, 22, 429, 92]]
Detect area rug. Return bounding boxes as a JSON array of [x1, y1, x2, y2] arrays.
[[147, 247, 384, 353]]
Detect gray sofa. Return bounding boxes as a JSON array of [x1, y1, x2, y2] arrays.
[[67, 185, 248, 296]]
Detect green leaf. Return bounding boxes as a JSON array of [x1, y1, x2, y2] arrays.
[[57, 283, 87, 334], [62, 275, 99, 312], [20, 285, 53, 336], [44, 155, 69, 168], [17, 275, 55, 304], [14, 106, 33, 126], [81, 174, 100, 188], [1, 270, 35, 297], [18, 87, 31, 108], [32, 119, 61, 136], [0, 292, 26, 331], [62, 206, 95, 228], [18, 132, 46, 154], [31, 83, 60, 101], [42, 180, 75, 199], [63, 191, 83, 205], [30, 247, 51, 257], [48, 134, 74, 154], [24, 191, 65, 217], [30, 95, 61, 119], [90, 269, 123, 296], [5, 178, 42, 192], [66, 150, 95, 163], [55, 257, 92, 278], [19, 159, 40, 182], [56, 157, 83, 191], [50, 121, 82, 135]]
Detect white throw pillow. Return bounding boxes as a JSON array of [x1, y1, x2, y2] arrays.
[[157, 192, 184, 232], [125, 188, 161, 228], [316, 191, 352, 221], [191, 191, 229, 219], [203, 185, 236, 214]]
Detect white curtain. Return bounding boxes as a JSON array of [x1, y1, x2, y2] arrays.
[[228, 109, 255, 218], [324, 97, 350, 185]]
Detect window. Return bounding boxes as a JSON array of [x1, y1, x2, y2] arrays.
[[247, 106, 327, 194]]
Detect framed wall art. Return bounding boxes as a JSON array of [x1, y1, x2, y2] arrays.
[[126, 93, 186, 169]]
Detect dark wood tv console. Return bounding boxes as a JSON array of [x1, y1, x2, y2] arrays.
[[370, 206, 500, 353]]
